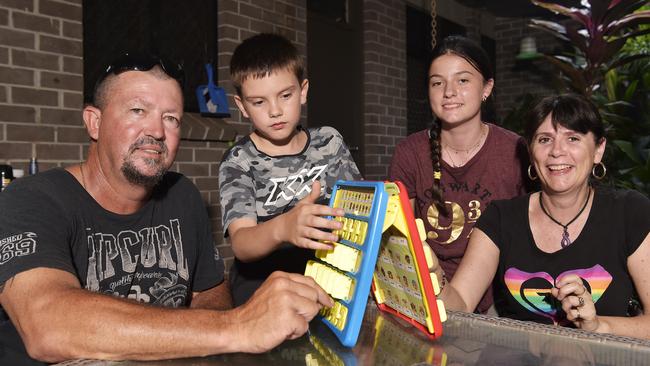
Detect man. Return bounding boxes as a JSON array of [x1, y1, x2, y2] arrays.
[[0, 54, 332, 363]]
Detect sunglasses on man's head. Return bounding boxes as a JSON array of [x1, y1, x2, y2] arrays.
[[97, 53, 185, 88]]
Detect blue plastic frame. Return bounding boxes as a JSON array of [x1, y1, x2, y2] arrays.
[[315, 180, 388, 347]]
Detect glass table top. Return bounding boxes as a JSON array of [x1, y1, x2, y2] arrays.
[[53, 305, 650, 366]]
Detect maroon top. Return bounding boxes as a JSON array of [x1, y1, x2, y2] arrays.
[[389, 123, 528, 313]]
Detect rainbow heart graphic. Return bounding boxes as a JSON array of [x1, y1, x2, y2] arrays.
[[503, 264, 612, 322]]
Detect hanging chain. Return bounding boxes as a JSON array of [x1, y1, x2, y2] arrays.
[[430, 0, 437, 51]]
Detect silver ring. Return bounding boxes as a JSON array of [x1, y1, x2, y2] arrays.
[[578, 296, 585, 307]]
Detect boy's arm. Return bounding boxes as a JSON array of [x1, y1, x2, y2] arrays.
[[229, 181, 344, 262], [0, 268, 332, 362]]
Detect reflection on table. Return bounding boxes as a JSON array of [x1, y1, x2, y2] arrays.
[[53, 304, 650, 366]]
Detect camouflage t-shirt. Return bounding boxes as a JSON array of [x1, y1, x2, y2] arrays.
[[219, 126, 362, 305]]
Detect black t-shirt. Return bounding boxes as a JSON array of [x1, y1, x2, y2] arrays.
[[477, 187, 650, 325], [0, 169, 224, 364]]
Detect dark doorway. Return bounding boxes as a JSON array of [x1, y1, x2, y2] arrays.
[[406, 6, 467, 135], [307, 0, 364, 174], [83, 0, 218, 112]]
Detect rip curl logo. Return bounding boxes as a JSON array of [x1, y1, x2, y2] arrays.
[[149, 273, 188, 307], [504, 265, 612, 322], [265, 165, 327, 206], [0, 232, 37, 265], [85, 218, 189, 293]]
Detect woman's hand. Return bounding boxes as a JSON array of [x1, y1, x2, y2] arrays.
[[423, 244, 446, 291], [552, 274, 600, 332]]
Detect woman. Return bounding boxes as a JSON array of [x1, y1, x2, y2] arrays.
[[440, 94, 650, 338], [389, 35, 528, 313]]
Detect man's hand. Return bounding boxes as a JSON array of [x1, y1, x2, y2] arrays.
[[280, 180, 344, 251], [230, 271, 333, 353]]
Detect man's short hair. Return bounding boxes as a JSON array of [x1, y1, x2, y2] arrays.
[[230, 33, 305, 97], [92, 53, 184, 109]]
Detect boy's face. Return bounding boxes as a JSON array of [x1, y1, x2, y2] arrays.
[[234, 68, 308, 145]]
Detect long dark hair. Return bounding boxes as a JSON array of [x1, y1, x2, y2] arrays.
[[428, 35, 494, 214]]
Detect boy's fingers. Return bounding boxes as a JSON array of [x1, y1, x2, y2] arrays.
[[310, 216, 343, 231], [298, 237, 335, 251], [299, 180, 322, 205]]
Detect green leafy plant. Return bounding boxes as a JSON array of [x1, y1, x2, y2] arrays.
[[530, 0, 650, 96], [598, 59, 650, 193], [521, 0, 650, 194]]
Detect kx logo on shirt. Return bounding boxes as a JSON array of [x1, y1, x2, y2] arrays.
[[265, 165, 327, 206]]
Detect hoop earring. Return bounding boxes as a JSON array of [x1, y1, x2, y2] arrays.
[[527, 165, 538, 181], [592, 162, 606, 180]]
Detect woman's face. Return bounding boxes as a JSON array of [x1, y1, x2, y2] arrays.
[[530, 114, 606, 195], [428, 53, 493, 127]]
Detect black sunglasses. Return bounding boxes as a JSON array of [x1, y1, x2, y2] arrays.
[[95, 53, 185, 91]]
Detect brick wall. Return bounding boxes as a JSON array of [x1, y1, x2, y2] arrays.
[[217, 0, 307, 133], [0, 0, 83, 173], [363, 0, 407, 181], [493, 17, 558, 119]]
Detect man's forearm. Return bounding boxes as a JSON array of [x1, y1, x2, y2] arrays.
[[11, 287, 242, 362]]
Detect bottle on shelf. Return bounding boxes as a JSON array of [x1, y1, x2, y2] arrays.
[[29, 157, 39, 175], [0, 164, 13, 192]]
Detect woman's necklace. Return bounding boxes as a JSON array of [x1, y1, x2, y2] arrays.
[[442, 124, 487, 167], [538, 187, 592, 248]]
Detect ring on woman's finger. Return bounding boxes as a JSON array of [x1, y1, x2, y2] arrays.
[[578, 296, 585, 307]]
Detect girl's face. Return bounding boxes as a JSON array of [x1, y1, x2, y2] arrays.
[[428, 53, 493, 127]]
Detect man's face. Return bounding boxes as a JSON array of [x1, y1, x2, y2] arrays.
[[95, 71, 183, 187]]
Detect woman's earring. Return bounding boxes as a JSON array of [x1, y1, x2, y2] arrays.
[[481, 95, 487, 102], [527, 165, 538, 181], [592, 162, 606, 180]]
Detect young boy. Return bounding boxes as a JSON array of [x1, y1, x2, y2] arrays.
[[219, 33, 362, 306]]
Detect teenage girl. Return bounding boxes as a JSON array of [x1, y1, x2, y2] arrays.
[[389, 35, 528, 313]]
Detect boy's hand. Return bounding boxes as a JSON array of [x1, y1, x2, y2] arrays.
[[282, 180, 344, 250]]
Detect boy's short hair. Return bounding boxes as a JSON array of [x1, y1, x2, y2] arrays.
[[230, 33, 305, 96]]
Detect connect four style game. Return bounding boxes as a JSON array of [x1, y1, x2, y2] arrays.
[[305, 180, 446, 347], [304, 181, 389, 347], [372, 180, 446, 340]]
